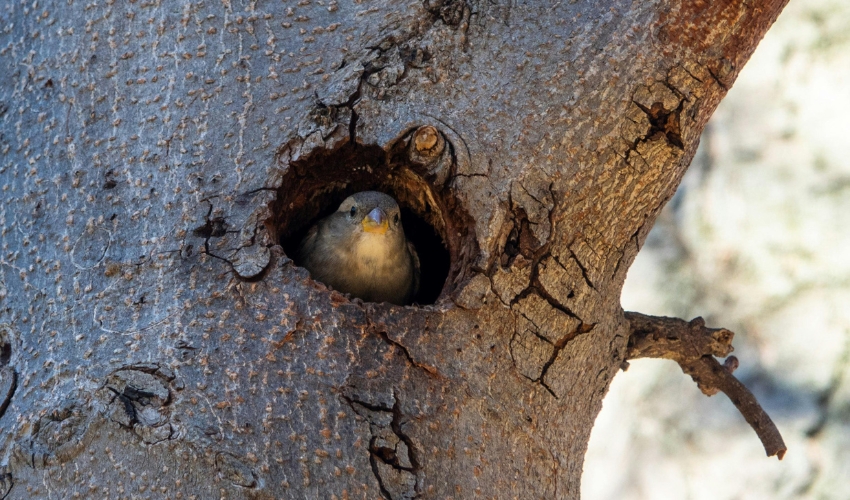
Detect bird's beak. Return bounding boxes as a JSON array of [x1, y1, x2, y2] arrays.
[[362, 208, 389, 235]]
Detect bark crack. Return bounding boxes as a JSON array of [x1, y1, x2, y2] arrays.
[[529, 278, 581, 322], [341, 394, 421, 499], [0, 368, 17, 422], [678, 64, 705, 84], [369, 448, 395, 500], [624, 311, 787, 459], [191, 202, 274, 281], [564, 248, 595, 291], [705, 65, 730, 91], [536, 322, 596, 397], [632, 100, 685, 150], [390, 394, 421, 493], [366, 317, 442, 378], [0, 333, 15, 421], [517, 311, 555, 346]]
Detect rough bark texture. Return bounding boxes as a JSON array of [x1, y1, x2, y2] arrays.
[[0, 0, 787, 498]]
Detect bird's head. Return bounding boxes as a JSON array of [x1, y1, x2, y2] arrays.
[[336, 191, 404, 241]]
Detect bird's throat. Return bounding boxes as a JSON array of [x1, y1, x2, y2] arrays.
[[350, 233, 399, 271]]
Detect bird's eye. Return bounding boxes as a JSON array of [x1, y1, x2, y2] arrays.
[[393, 213, 399, 224], [349, 206, 357, 217]]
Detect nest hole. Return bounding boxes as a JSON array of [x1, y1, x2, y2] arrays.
[[269, 132, 476, 305]]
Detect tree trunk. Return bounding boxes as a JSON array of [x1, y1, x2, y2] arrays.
[[0, 0, 788, 498]]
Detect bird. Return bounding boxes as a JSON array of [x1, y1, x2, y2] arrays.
[[297, 191, 420, 305]]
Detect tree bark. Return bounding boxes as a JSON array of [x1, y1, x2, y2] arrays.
[[0, 0, 788, 498]]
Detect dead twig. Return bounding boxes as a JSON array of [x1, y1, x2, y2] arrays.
[[624, 311, 787, 460]]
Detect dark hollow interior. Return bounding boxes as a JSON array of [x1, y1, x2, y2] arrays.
[[0, 337, 10, 366], [273, 141, 456, 305]]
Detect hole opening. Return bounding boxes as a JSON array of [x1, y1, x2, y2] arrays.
[[269, 132, 477, 305]]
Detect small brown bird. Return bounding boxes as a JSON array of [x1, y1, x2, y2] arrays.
[[298, 191, 420, 305]]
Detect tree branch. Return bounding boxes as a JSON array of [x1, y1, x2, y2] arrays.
[[624, 311, 787, 460]]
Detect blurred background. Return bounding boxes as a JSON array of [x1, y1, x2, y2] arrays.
[[582, 1, 850, 498]]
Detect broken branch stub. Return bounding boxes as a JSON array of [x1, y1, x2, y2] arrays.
[[624, 311, 787, 460]]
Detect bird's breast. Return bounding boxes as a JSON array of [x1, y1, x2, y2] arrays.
[[350, 233, 396, 268]]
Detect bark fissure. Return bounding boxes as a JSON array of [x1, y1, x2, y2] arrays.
[[498, 233, 583, 327], [105, 387, 142, 427], [537, 323, 596, 397], [564, 249, 596, 291], [633, 100, 685, 150], [705, 65, 731, 91], [517, 312, 555, 346], [366, 318, 442, 378], [530, 281, 581, 323], [369, 445, 396, 500], [0, 368, 17, 422], [390, 395, 422, 494], [0, 333, 14, 422], [342, 394, 421, 499]]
